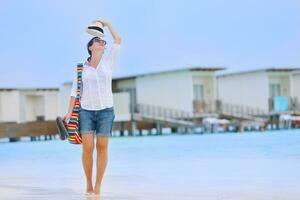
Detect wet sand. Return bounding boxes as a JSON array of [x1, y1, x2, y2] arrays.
[[0, 130, 300, 200]]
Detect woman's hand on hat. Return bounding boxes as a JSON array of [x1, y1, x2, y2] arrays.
[[91, 19, 121, 44], [92, 19, 109, 27]]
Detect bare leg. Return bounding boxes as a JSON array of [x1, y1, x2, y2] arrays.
[[94, 136, 110, 196], [82, 132, 95, 194]]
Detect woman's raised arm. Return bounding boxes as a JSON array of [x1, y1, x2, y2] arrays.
[[92, 19, 122, 44]]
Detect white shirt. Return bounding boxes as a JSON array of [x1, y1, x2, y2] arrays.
[[70, 43, 121, 110]]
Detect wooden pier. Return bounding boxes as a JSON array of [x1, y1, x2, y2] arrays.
[[0, 100, 299, 142], [0, 121, 58, 142]]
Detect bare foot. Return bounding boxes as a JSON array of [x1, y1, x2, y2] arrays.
[[94, 183, 101, 196], [86, 182, 94, 194]]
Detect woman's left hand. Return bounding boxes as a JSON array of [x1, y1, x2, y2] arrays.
[[92, 19, 121, 44], [92, 19, 109, 27]]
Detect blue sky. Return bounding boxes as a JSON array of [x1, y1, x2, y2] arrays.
[[0, 0, 300, 88]]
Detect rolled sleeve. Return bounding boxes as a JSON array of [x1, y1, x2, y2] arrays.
[[105, 43, 121, 71]]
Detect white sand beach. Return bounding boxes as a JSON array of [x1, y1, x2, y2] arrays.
[[0, 130, 300, 200]]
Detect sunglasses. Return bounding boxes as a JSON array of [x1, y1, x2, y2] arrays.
[[92, 38, 107, 45]]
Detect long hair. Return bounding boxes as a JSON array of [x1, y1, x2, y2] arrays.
[[86, 37, 98, 62]]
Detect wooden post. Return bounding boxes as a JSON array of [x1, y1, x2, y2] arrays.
[[130, 121, 137, 136], [238, 125, 244, 133], [9, 137, 20, 142], [30, 136, 36, 141], [120, 122, 125, 136], [171, 127, 177, 134], [156, 122, 162, 135]]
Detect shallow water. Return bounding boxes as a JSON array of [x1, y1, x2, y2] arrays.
[[0, 130, 300, 200]]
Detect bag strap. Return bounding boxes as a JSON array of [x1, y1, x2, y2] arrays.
[[76, 63, 83, 100]]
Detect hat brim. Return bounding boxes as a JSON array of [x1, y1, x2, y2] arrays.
[[85, 28, 105, 38]]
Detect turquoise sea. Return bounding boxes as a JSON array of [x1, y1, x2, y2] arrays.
[[0, 130, 299, 200]]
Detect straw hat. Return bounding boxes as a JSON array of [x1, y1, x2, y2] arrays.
[[85, 21, 105, 38]]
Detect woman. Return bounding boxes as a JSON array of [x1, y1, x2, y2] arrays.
[[63, 19, 122, 197]]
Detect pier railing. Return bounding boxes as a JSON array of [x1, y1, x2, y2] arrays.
[[134, 99, 299, 125], [216, 100, 268, 116], [193, 100, 268, 121], [135, 103, 194, 121], [136, 101, 268, 121]]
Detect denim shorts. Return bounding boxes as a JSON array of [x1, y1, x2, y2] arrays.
[[79, 107, 115, 137]]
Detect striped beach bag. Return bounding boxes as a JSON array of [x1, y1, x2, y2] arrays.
[[66, 63, 83, 144], [56, 63, 83, 145]]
